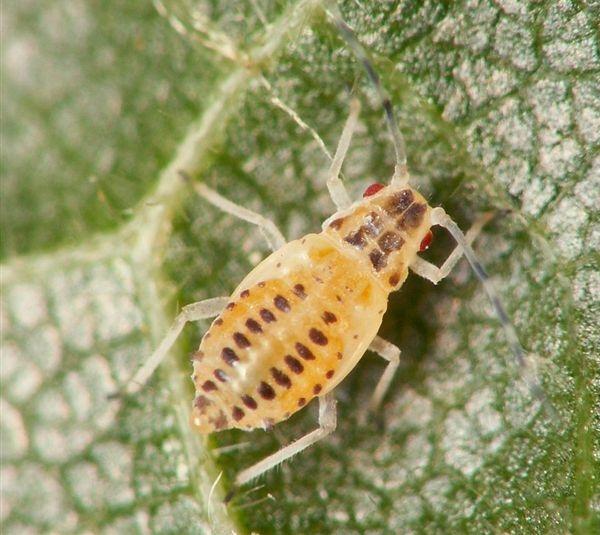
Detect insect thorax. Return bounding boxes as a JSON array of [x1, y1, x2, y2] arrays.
[[323, 185, 432, 292]]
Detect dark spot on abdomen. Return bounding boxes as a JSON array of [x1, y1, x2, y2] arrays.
[[233, 332, 251, 348], [232, 406, 244, 421], [258, 381, 276, 400], [295, 342, 315, 360], [214, 369, 228, 382], [202, 380, 217, 392], [241, 395, 258, 410], [271, 367, 291, 389], [285, 355, 304, 374], [309, 328, 328, 345], [194, 395, 210, 409], [221, 347, 239, 366], [245, 318, 262, 333], [260, 308, 276, 323], [293, 284, 307, 299], [274, 295, 291, 312], [321, 311, 337, 324]]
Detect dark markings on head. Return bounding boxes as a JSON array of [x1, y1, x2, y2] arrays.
[[385, 190, 414, 215], [271, 367, 292, 389], [326, 370, 334, 379], [388, 272, 401, 286], [233, 332, 251, 348], [214, 318, 223, 326], [258, 381, 276, 400], [329, 217, 346, 230], [298, 397, 306, 407], [260, 308, 276, 323], [337, 352, 343, 360], [192, 350, 204, 361], [245, 318, 262, 333], [398, 203, 426, 230], [241, 394, 258, 410], [309, 328, 328, 346], [221, 347, 239, 366], [214, 369, 228, 382], [226, 302, 235, 310], [362, 212, 383, 237], [378, 231, 404, 254], [201, 380, 217, 392], [321, 311, 337, 324], [285, 354, 304, 374], [274, 295, 291, 312], [313, 384, 322, 395], [232, 406, 245, 421], [293, 284, 307, 299], [295, 342, 315, 360], [369, 249, 387, 271], [194, 395, 210, 410], [344, 228, 368, 249], [240, 289, 250, 299]]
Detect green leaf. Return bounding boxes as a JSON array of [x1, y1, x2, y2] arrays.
[[2, 1, 598, 534]]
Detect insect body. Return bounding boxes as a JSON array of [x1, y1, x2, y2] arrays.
[[191, 186, 431, 433], [121, 5, 551, 490]]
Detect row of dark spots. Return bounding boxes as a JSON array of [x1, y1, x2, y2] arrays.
[[219, 291, 291, 369], [210, 287, 304, 424], [226, 288, 335, 423], [231, 380, 276, 422]]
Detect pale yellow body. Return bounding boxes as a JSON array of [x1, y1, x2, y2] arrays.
[[191, 185, 431, 432]]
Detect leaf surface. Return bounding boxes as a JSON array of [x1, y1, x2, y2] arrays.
[[2, 1, 598, 533]]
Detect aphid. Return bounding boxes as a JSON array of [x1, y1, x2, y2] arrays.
[[120, 6, 552, 491]]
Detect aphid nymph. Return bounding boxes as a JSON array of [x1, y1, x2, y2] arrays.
[[119, 5, 552, 491]]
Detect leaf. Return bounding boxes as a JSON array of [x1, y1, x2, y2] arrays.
[[2, 1, 598, 534]]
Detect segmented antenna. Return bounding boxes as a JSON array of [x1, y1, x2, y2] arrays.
[[326, 5, 409, 183], [434, 209, 558, 420]]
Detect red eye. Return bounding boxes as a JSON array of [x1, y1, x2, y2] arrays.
[[363, 183, 385, 197], [419, 230, 433, 252]]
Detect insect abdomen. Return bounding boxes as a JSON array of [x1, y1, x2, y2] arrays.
[[191, 235, 387, 432]]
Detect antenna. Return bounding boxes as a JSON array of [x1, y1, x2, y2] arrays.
[[326, 4, 408, 183], [433, 208, 559, 421]]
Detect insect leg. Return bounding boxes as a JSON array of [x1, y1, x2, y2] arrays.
[[326, 98, 360, 210], [119, 297, 229, 396], [194, 183, 286, 252], [409, 212, 493, 284], [368, 335, 401, 412], [234, 393, 337, 487]]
